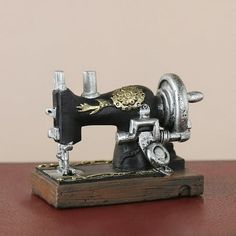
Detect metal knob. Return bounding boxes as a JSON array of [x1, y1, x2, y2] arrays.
[[45, 107, 56, 118], [187, 91, 204, 103], [53, 71, 67, 91], [81, 71, 100, 99]]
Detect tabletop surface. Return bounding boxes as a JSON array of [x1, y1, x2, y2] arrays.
[[0, 161, 235, 236]]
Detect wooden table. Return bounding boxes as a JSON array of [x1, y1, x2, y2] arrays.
[[0, 161, 235, 236]]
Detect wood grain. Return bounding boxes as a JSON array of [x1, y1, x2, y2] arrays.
[[32, 165, 203, 208]]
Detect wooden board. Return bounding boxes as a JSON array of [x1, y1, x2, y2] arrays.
[[31, 160, 203, 208]]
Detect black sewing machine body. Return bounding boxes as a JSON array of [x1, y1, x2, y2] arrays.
[[52, 85, 174, 171], [53, 86, 159, 144], [32, 70, 204, 208], [46, 71, 203, 176]]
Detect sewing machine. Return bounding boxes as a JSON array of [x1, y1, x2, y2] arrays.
[[32, 71, 204, 208]]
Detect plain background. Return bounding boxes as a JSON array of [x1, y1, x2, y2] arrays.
[[0, 0, 235, 162]]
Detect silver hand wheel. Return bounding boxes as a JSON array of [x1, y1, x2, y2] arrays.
[[156, 73, 203, 132]]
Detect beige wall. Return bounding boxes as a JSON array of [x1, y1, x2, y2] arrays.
[[0, 0, 235, 162]]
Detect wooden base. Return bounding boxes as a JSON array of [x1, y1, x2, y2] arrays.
[[31, 160, 204, 208]]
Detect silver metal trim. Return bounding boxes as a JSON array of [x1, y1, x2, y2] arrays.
[[146, 143, 171, 168], [187, 91, 204, 103], [157, 73, 189, 133], [45, 107, 56, 118], [156, 73, 204, 134], [53, 71, 67, 91], [81, 71, 100, 99], [48, 127, 60, 141], [139, 104, 150, 119], [56, 142, 75, 175]]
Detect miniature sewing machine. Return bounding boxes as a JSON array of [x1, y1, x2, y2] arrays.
[[32, 71, 204, 208]]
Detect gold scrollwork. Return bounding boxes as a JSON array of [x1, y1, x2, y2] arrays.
[[77, 86, 145, 114], [77, 99, 112, 115], [111, 86, 145, 110]]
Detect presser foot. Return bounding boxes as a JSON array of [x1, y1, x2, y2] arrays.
[[57, 159, 76, 176], [57, 166, 76, 176], [56, 143, 75, 176]]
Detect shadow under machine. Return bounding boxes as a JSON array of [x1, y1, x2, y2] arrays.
[[32, 71, 204, 208]]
